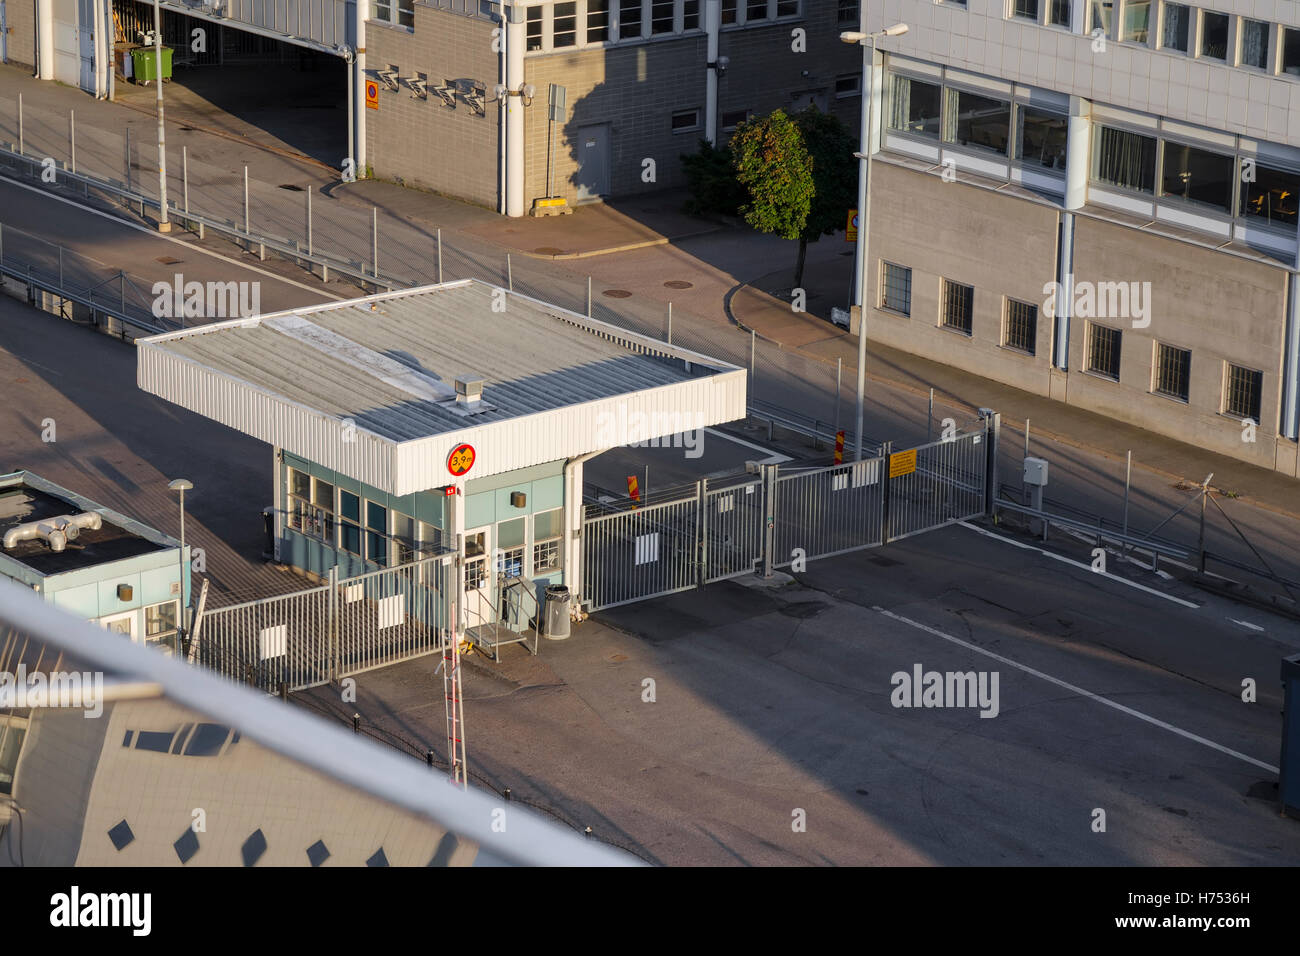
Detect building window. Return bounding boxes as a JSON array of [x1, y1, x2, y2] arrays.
[[941, 280, 974, 335], [1048, 0, 1070, 26], [721, 109, 751, 130], [0, 718, 27, 796], [287, 469, 334, 543], [835, 74, 861, 98], [1161, 2, 1190, 52], [651, 0, 674, 33], [588, 0, 610, 41], [392, 512, 416, 565], [1283, 28, 1300, 76], [881, 262, 912, 316], [776, 0, 798, 15], [526, 6, 543, 50], [1089, 0, 1112, 35], [1199, 11, 1228, 60], [1004, 299, 1037, 354], [1224, 364, 1263, 421], [619, 0, 642, 38], [1154, 343, 1192, 401], [1240, 19, 1269, 70], [144, 600, 179, 647], [837, 0, 858, 22], [366, 502, 388, 565], [722, 0, 737, 24], [554, 1, 578, 46], [684, 0, 700, 29], [672, 108, 701, 133], [533, 508, 564, 574], [1161, 142, 1234, 214], [887, 75, 942, 138], [946, 89, 1011, 155], [340, 490, 361, 556], [1087, 323, 1122, 380], [1094, 125, 1157, 193], [372, 0, 413, 28], [464, 530, 487, 590], [747, 0, 767, 22], [496, 517, 526, 578], [1239, 162, 1300, 227], [1017, 106, 1068, 169], [419, 521, 443, 555], [1013, 0, 1039, 21], [1121, 0, 1150, 43]]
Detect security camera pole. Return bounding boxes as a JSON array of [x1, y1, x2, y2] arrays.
[[841, 21, 908, 461], [152, 0, 170, 233]]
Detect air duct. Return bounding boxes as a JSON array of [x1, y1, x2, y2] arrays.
[[3, 512, 102, 552]]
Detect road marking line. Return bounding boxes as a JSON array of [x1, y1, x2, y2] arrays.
[[705, 427, 790, 463], [0, 177, 348, 300], [1229, 619, 1265, 632], [873, 606, 1279, 774], [959, 521, 1200, 610]]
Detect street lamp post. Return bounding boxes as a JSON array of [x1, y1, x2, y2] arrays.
[[168, 478, 193, 657], [152, 0, 170, 233], [841, 22, 908, 461]]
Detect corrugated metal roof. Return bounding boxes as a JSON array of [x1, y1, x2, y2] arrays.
[[138, 281, 748, 494]]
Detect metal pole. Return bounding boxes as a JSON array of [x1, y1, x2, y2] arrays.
[[507, 252, 513, 291], [372, 207, 378, 279], [1024, 418, 1030, 458], [17, 93, 23, 155], [852, 35, 876, 462], [750, 328, 756, 393], [58, 245, 63, 289], [306, 186, 313, 256], [153, 0, 170, 231], [177, 489, 186, 656], [120, 270, 125, 315], [1197, 476, 1210, 573], [927, 387, 933, 443], [1122, 450, 1132, 558], [586, 276, 592, 316], [243, 166, 249, 235], [182, 145, 188, 216], [834, 357, 842, 438], [69, 110, 75, 174], [125, 126, 131, 192], [667, 302, 672, 345]]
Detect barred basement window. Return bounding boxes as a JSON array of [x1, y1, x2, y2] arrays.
[[587, 0, 610, 41], [1224, 364, 1263, 421], [881, 262, 912, 316], [837, 0, 858, 22], [554, 1, 578, 46], [651, 0, 674, 33], [619, 0, 643, 37], [526, 6, 543, 50], [1087, 323, 1122, 380], [941, 280, 974, 335], [1004, 299, 1037, 354], [1154, 343, 1191, 401]]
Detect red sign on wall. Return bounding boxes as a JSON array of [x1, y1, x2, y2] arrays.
[[448, 443, 476, 477]]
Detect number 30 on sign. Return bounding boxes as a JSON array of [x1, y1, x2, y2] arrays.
[[448, 443, 476, 477]]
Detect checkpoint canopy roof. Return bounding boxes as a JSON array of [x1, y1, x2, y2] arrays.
[[137, 280, 748, 496]]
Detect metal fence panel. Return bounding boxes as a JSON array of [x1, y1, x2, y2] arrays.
[[582, 495, 700, 611], [704, 479, 765, 582], [773, 457, 886, 565], [886, 427, 988, 542]]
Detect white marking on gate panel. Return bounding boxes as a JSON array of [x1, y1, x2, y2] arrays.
[[832, 471, 848, 491], [717, 494, 734, 514], [346, 583, 364, 603], [851, 459, 880, 487], [745, 485, 755, 494], [635, 532, 660, 565], [259, 623, 287, 660], [378, 594, 404, 629]]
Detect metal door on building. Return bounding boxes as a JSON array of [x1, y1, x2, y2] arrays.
[[77, 0, 95, 91], [52, 0, 80, 85], [575, 124, 610, 203]]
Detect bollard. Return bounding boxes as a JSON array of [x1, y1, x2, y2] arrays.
[[426, 749, 434, 767], [352, 713, 360, 733], [504, 788, 511, 802]]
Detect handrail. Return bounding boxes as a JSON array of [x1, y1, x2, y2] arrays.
[[993, 498, 1190, 559]]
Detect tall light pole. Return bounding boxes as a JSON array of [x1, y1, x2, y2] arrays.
[[152, 0, 170, 233], [168, 478, 193, 656], [841, 21, 908, 461]]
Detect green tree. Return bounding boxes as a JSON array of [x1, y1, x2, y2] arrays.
[[680, 140, 748, 217], [730, 110, 815, 280]]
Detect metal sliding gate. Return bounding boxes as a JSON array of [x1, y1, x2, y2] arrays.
[[195, 553, 456, 693], [582, 420, 994, 612]]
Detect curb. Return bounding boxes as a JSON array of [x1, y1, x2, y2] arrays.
[[727, 277, 1300, 526], [508, 224, 724, 261]]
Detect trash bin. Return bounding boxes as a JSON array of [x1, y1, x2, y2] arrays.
[[131, 46, 173, 84], [261, 506, 275, 560], [1281, 653, 1300, 819], [543, 584, 571, 640]]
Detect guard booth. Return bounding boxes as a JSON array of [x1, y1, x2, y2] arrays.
[[136, 280, 746, 649]]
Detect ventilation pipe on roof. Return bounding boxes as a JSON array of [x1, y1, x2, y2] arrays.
[[3, 512, 102, 553], [455, 377, 485, 408]]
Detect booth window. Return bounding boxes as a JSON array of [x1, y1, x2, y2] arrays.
[[534, 509, 564, 574], [419, 521, 443, 554], [465, 531, 488, 590], [145, 600, 179, 647], [366, 502, 388, 565], [497, 517, 526, 577], [340, 491, 362, 556], [393, 512, 416, 565], [288, 469, 334, 543], [0, 717, 27, 796]]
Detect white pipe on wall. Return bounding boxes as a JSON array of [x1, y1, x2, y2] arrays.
[[38, 0, 54, 79], [505, 2, 525, 217], [704, 0, 720, 145]]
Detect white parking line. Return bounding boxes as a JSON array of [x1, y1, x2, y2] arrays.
[[959, 521, 1199, 610], [1229, 619, 1265, 632], [705, 428, 790, 463], [873, 606, 1279, 773]]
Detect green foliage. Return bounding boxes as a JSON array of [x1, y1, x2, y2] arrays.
[[729, 109, 814, 241], [793, 108, 858, 243], [680, 140, 748, 217]]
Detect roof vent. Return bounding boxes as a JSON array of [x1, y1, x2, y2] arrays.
[[455, 376, 484, 407], [3, 512, 102, 553]]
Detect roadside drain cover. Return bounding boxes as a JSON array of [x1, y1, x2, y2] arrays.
[[664, 280, 693, 289], [279, 184, 304, 191], [155, 256, 183, 265], [533, 246, 565, 255], [602, 289, 632, 298]]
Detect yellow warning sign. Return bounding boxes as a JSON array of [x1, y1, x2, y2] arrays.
[[846, 209, 859, 242], [889, 449, 917, 478]]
